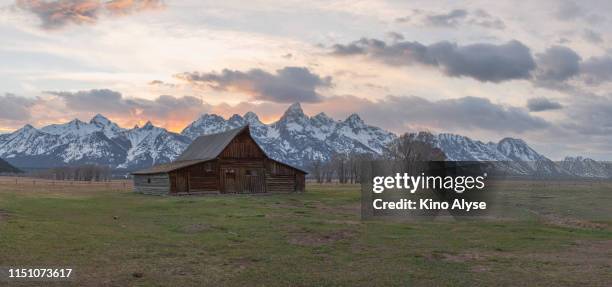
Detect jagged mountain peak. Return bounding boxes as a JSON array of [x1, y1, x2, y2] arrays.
[[181, 113, 243, 140], [344, 113, 364, 125], [313, 112, 331, 120], [498, 137, 527, 145], [68, 118, 86, 125], [287, 102, 303, 112], [228, 114, 244, 123], [19, 124, 36, 132], [497, 137, 541, 161], [199, 113, 224, 120], [280, 102, 307, 120], [90, 114, 111, 125], [243, 111, 263, 125], [243, 111, 259, 120], [143, 121, 154, 129], [311, 112, 336, 126]]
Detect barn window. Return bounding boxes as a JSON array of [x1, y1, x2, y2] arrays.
[[225, 169, 235, 179], [205, 162, 213, 172], [147, 178, 151, 184], [245, 169, 257, 176]]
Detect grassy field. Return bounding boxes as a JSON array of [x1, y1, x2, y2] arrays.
[[0, 178, 611, 286]]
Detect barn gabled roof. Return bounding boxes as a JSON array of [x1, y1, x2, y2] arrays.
[[176, 125, 248, 161], [131, 126, 248, 175], [132, 125, 307, 175]]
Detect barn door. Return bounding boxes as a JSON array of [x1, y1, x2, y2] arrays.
[[175, 170, 189, 193], [221, 168, 237, 193], [243, 168, 265, 193]]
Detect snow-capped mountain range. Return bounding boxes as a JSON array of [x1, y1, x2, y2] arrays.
[[0, 103, 610, 178]]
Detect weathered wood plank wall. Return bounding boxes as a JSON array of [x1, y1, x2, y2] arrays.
[[133, 174, 170, 195]]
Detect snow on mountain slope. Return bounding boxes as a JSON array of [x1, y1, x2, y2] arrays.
[[0, 124, 63, 157], [433, 133, 508, 161], [329, 114, 395, 155], [41, 114, 125, 139], [403, 132, 573, 176], [118, 122, 191, 169], [496, 138, 568, 176], [0, 116, 189, 170], [560, 156, 611, 178], [181, 114, 239, 140], [0, 103, 608, 178], [178, 103, 396, 166]]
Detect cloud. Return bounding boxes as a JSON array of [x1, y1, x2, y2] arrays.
[[580, 56, 612, 85], [0, 93, 35, 121], [395, 16, 410, 23], [46, 89, 209, 126], [555, 1, 584, 20], [534, 46, 581, 83], [397, 8, 505, 29], [562, 94, 612, 135], [385, 31, 404, 42], [131, 94, 206, 119], [16, 0, 163, 29], [308, 95, 549, 134], [424, 9, 468, 27], [148, 79, 176, 88], [104, 0, 162, 15], [332, 38, 611, 88], [48, 88, 131, 113], [532, 46, 612, 87], [368, 96, 549, 133], [331, 39, 535, 83], [175, 67, 332, 103], [527, 97, 563, 112], [469, 9, 505, 29], [554, 0, 604, 24], [583, 29, 603, 44], [16, 0, 100, 28]]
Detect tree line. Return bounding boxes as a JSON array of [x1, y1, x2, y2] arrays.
[[308, 132, 446, 183], [32, 164, 113, 182]]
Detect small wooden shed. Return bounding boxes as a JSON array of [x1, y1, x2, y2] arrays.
[[132, 125, 306, 195]]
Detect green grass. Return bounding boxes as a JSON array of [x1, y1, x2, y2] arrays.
[[0, 181, 611, 286]]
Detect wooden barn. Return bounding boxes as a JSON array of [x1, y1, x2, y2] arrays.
[[132, 125, 306, 195]]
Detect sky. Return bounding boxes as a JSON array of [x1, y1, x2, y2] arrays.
[[1, 0, 612, 160]]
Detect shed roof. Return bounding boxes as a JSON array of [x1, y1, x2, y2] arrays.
[[131, 159, 210, 175]]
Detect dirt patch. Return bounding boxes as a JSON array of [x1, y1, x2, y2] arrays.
[[225, 257, 260, 270], [180, 223, 213, 234], [525, 208, 609, 230], [425, 251, 485, 263], [313, 202, 361, 216], [471, 265, 491, 273], [425, 240, 612, 269], [541, 214, 608, 230], [557, 240, 612, 265], [324, 219, 362, 225], [0, 209, 10, 222], [441, 252, 484, 263], [288, 230, 355, 246]]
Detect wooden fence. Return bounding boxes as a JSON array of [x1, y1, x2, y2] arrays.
[[0, 176, 133, 192]]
